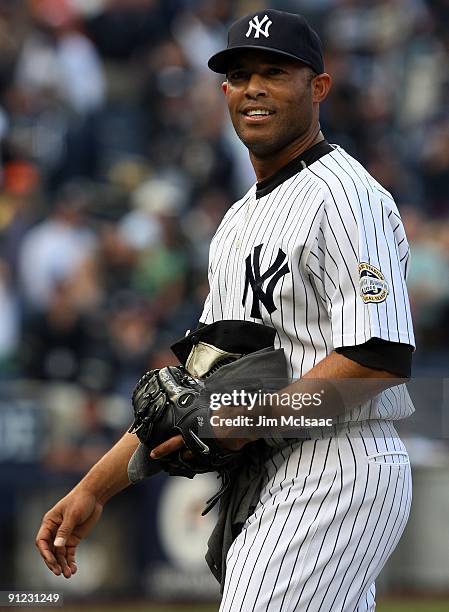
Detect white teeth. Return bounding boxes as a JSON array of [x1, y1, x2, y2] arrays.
[[246, 109, 271, 116]]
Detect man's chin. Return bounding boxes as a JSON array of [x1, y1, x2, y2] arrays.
[[241, 129, 306, 160], [239, 134, 279, 158], [245, 141, 282, 159]]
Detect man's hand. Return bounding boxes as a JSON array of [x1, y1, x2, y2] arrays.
[[36, 432, 139, 578], [35, 487, 103, 579]]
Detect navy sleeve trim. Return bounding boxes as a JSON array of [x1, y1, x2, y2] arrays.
[[335, 338, 413, 377]]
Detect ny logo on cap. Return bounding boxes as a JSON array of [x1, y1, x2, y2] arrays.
[[246, 14, 272, 39]]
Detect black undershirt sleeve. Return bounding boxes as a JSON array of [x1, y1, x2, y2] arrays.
[[335, 338, 413, 378]]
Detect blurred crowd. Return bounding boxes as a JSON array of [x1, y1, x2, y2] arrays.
[[0, 0, 448, 459]]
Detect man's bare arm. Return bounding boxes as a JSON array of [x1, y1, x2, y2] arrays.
[[79, 431, 139, 504], [292, 349, 401, 414], [36, 432, 139, 578]]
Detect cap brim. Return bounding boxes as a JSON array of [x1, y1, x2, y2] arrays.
[[208, 45, 316, 74]]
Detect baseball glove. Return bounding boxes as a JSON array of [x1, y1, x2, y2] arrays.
[[128, 364, 242, 480], [127, 320, 287, 514]]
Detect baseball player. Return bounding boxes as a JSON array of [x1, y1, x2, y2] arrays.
[[36, 10, 415, 612]]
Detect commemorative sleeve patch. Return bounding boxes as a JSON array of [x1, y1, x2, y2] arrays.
[[358, 263, 389, 303]]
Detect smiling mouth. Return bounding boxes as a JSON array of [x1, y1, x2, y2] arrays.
[[241, 109, 275, 122]]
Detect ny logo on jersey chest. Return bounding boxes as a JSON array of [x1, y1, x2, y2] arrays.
[[242, 244, 290, 319]]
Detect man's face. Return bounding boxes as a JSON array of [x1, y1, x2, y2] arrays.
[[223, 50, 318, 158]]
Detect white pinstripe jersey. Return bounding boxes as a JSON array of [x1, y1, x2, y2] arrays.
[[200, 145, 415, 422]]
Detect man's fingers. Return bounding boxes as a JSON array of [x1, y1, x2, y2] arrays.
[[53, 517, 77, 578], [54, 539, 76, 579], [35, 523, 62, 575], [67, 546, 77, 574], [55, 546, 73, 579], [40, 546, 62, 576], [150, 434, 184, 458]]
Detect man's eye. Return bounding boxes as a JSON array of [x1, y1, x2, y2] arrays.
[[229, 71, 247, 80], [267, 68, 284, 76]]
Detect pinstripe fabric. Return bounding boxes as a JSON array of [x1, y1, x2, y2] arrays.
[[200, 146, 415, 422], [219, 422, 411, 612]]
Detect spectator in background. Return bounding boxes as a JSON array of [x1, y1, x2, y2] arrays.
[[95, 221, 137, 296], [118, 177, 183, 252], [420, 119, 449, 216], [129, 183, 189, 325], [0, 160, 42, 281], [1, 1, 107, 188], [15, 0, 105, 115], [84, 0, 168, 61], [171, 0, 230, 73], [0, 259, 19, 377], [0, 1, 24, 99], [43, 386, 123, 474], [402, 206, 449, 349], [103, 292, 156, 397], [139, 37, 197, 172], [21, 277, 90, 383], [18, 180, 97, 312]]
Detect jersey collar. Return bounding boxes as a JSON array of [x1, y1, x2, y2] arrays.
[[255, 140, 334, 199]]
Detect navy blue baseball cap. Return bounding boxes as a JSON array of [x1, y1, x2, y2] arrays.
[[208, 9, 324, 75]]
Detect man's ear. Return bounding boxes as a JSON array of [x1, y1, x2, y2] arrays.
[[222, 81, 228, 95], [312, 73, 332, 103]]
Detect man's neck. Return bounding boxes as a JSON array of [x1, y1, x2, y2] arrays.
[[250, 128, 324, 183]]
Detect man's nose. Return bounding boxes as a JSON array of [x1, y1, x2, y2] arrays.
[[245, 73, 267, 98]]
